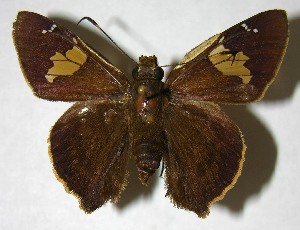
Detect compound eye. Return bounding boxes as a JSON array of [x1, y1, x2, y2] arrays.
[[132, 66, 139, 79], [154, 67, 164, 80]]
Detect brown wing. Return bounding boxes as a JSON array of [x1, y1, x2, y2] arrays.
[[163, 101, 245, 218], [49, 100, 129, 212], [166, 10, 288, 103], [13, 11, 130, 101]]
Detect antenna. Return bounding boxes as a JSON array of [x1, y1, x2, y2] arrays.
[[159, 62, 188, 68], [78, 17, 138, 65]]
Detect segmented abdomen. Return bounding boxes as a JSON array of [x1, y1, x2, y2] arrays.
[[132, 79, 167, 184]]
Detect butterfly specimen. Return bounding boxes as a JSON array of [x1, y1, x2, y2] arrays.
[[13, 10, 288, 218]]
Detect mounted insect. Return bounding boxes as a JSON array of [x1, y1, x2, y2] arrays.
[[13, 10, 288, 218]]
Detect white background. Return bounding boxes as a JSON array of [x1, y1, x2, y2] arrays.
[[1, 0, 300, 229]]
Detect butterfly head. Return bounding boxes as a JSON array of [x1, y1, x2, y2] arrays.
[[132, 55, 164, 81]]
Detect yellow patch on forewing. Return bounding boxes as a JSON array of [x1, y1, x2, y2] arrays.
[[50, 52, 67, 61], [46, 61, 81, 75], [45, 46, 87, 83], [66, 47, 87, 65], [209, 45, 253, 84]]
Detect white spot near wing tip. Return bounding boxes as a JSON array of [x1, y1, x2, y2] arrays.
[[42, 24, 57, 34], [50, 24, 57, 31], [79, 107, 89, 114], [241, 23, 258, 33]]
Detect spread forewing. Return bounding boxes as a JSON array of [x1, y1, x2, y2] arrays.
[[13, 11, 130, 101], [166, 10, 288, 103]]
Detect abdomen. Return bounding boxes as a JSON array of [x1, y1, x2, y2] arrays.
[[132, 79, 167, 185]]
